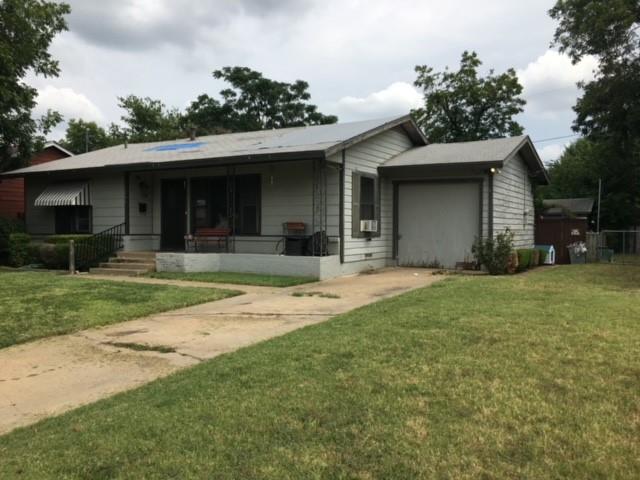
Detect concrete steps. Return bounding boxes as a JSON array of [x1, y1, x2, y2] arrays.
[[89, 251, 156, 276]]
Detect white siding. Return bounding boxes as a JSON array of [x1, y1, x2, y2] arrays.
[[147, 160, 339, 253], [91, 174, 125, 232], [25, 176, 55, 234], [340, 127, 415, 264], [492, 152, 535, 248], [25, 173, 125, 235]]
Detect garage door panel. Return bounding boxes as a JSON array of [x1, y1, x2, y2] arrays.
[[398, 182, 480, 268]]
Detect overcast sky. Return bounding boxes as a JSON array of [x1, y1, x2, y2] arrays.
[[30, 0, 598, 163]]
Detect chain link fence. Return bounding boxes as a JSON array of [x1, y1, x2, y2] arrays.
[[586, 230, 640, 265]]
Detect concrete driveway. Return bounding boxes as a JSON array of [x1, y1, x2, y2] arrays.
[[0, 268, 441, 435]]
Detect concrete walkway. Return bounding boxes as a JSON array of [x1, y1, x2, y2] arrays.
[[0, 268, 441, 435]]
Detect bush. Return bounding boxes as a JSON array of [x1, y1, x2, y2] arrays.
[[39, 243, 70, 269], [8, 233, 32, 267], [0, 217, 25, 263], [45, 234, 91, 245], [472, 229, 515, 275]]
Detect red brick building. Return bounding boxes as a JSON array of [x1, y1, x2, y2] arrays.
[[0, 143, 73, 220]]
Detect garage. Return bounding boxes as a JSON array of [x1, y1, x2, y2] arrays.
[[397, 181, 481, 268]]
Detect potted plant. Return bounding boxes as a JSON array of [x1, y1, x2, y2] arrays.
[[567, 241, 587, 264]]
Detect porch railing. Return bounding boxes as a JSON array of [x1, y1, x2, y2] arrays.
[[75, 223, 126, 271]]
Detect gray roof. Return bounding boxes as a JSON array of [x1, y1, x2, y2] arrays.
[[381, 136, 526, 167], [380, 135, 549, 184], [542, 198, 594, 216], [4, 115, 424, 177]]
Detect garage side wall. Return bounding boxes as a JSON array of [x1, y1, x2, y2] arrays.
[[336, 127, 415, 266], [492, 152, 535, 248]]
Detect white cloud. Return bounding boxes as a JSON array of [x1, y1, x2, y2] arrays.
[[518, 50, 598, 117], [334, 82, 423, 121], [538, 142, 570, 164], [35, 86, 105, 123]]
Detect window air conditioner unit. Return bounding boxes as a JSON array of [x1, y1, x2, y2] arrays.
[[360, 219, 378, 232]]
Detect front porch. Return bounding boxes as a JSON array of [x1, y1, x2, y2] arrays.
[[123, 159, 340, 259]]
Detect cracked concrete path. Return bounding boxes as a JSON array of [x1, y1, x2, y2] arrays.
[[0, 268, 441, 435]]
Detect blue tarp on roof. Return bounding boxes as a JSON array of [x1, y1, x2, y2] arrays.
[[145, 142, 207, 152]]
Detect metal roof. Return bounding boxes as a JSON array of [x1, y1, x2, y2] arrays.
[[380, 135, 549, 184], [542, 198, 594, 216], [4, 115, 425, 177]]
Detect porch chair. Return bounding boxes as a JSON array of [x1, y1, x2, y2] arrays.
[[185, 227, 232, 252]]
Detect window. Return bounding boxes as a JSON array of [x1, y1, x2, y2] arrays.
[[351, 172, 380, 238], [55, 206, 92, 234], [360, 176, 375, 221], [190, 175, 261, 235]]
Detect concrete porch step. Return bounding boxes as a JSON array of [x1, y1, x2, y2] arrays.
[[98, 262, 156, 270], [116, 251, 157, 260], [89, 267, 149, 277]]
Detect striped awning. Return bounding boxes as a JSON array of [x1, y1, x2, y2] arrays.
[[34, 182, 91, 207]]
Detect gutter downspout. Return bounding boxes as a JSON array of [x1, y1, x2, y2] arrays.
[[339, 149, 346, 264], [488, 172, 494, 239]]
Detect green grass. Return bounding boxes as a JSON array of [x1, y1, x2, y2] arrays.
[[147, 271, 317, 287], [1, 265, 639, 478], [0, 271, 239, 349]]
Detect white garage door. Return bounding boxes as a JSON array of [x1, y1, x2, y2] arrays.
[[398, 182, 480, 268]]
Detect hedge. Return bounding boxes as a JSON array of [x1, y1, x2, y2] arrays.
[[45, 234, 92, 245], [0, 218, 25, 263], [8, 233, 33, 267]]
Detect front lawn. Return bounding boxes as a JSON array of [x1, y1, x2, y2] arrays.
[[1, 265, 639, 478], [0, 271, 239, 348], [147, 271, 317, 287]]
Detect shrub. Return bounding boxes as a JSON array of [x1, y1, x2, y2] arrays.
[[0, 217, 25, 263], [472, 229, 515, 275], [39, 243, 70, 269], [45, 234, 91, 245], [8, 233, 32, 267], [507, 251, 519, 274]]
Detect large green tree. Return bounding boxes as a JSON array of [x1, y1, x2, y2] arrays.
[[412, 51, 526, 143], [549, 0, 640, 228], [60, 119, 114, 154], [211, 67, 338, 131], [118, 95, 183, 143], [0, 0, 70, 172]]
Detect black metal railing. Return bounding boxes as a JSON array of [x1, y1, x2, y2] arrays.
[[75, 223, 125, 270]]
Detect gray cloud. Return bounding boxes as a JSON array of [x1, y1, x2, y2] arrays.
[[67, 0, 313, 51], [34, 0, 582, 155]]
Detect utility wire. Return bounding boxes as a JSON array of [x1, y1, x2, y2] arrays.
[[532, 133, 580, 144]]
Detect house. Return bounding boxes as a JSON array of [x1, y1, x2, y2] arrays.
[[0, 142, 73, 220], [536, 197, 594, 264], [2, 115, 548, 278]]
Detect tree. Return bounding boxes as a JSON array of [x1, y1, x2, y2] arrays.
[[412, 51, 526, 143], [211, 67, 338, 131], [60, 119, 114, 154], [183, 94, 235, 136], [0, 0, 70, 172], [549, 0, 640, 228], [118, 95, 183, 143]]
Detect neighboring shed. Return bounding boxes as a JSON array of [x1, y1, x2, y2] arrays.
[[0, 143, 73, 220], [536, 197, 594, 264]]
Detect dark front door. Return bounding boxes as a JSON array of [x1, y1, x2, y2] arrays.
[[161, 179, 187, 250]]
